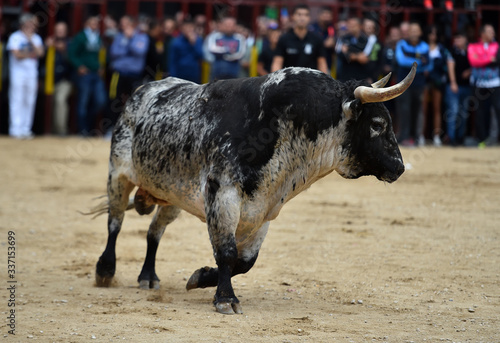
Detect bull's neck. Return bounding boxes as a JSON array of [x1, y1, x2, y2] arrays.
[[257, 118, 348, 213], [313, 118, 349, 178]]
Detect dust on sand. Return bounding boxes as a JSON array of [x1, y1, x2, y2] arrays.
[[1, 137, 499, 342]]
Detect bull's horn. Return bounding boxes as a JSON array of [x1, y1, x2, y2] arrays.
[[354, 62, 417, 104], [371, 72, 392, 88]]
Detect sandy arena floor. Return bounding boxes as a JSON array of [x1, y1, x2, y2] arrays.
[[1, 136, 499, 342]]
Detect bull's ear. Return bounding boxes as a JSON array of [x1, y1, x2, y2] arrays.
[[342, 99, 362, 121]]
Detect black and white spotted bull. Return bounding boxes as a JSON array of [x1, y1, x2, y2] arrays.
[[93, 62, 417, 314]]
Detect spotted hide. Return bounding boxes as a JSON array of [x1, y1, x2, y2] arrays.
[[95, 67, 407, 315]]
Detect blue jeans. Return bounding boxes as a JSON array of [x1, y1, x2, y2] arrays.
[[76, 72, 107, 135], [445, 85, 470, 144]]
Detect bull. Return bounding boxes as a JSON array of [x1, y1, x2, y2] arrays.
[[94, 62, 417, 314]]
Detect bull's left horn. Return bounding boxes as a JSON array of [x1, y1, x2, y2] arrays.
[[371, 72, 392, 88], [354, 62, 417, 104]]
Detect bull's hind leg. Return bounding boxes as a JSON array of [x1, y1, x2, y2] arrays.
[[138, 205, 181, 289], [186, 222, 270, 292], [96, 174, 135, 287]]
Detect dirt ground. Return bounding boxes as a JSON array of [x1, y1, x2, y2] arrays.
[[1, 136, 499, 342]]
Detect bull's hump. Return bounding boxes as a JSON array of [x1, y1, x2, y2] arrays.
[[262, 67, 326, 90]]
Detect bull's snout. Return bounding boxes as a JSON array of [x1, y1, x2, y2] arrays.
[[395, 161, 405, 178], [380, 160, 404, 183]]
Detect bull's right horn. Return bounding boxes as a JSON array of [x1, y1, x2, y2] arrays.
[[354, 62, 418, 104]]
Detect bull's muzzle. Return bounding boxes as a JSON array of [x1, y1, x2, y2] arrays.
[[379, 161, 405, 183]]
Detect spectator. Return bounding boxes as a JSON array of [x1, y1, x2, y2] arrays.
[[333, 19, 348, 78], [255, 16, 270, 54], [468, 24, 500, 148], [194, 14, 207, 38], [271, 4, 328, 74], [334, 19, 348, 39], [279, 7, 292, 31], [45, 22, 72, 136], [203, 21, 218, 65], [103, 15, 119, 46], [381, 26, 402, 126], [144, 19, 163, 82], [382, 26, 401, 76], [362, 18, 383, 83], [336, 17, 369, 82], [400, 21, 410, 40], [395, 22, 431, 146], [421, 26, 450, 147], [257, 25, 280, 76], [175, 11, 185, 29], [237, 23, 253, 78], [162, 17, 176, 76], [311, 7, 335, 72], [137, 15, 150, 34], [169, 19, 203, 83], [108, 15, 149, 129], [446, 32, 471, 146], [68, 15, 107, 136], [6, 13, 44, 139], [205, 16, 246, 80]]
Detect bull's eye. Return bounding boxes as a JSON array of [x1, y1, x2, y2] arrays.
[[370, 119, 386, 137], [371, 122, 384, 133]]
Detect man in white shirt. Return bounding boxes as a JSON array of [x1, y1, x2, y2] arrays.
[[7, 13, 44, 139], [204, 17, 247, 80]]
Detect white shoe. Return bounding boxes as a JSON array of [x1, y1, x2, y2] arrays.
[[433, 134, 442, 147], [417, 135, 426, 147], [11, 133, 34, 140]]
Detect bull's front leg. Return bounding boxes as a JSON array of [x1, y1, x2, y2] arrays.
[[205, 177, 243, 315]]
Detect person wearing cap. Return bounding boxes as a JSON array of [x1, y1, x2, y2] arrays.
[[257, 23, 280, 75], [271, 4, 328, 74], [6, 13, 44, 139]]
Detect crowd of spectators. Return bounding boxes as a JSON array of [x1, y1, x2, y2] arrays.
[[2, 4, 500, 148]]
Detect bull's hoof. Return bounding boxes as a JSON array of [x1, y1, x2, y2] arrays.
[[138, 269, 160, 289], [95, 274, 113, 287], [139, 279, 160, 290], [215, 300, 243, 315], [186, 266, 211, 290], [95, 257, 115, 287]]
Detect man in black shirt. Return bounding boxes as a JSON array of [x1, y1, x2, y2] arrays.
[[271, 4, 328, 74], [336, 18, 370, 82], [445, 32, 471, 145]]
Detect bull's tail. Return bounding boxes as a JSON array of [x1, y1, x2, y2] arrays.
[[79, 195, 135, 219]]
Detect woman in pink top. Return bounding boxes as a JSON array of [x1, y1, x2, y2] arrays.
[[467, 24, 500, 147]]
